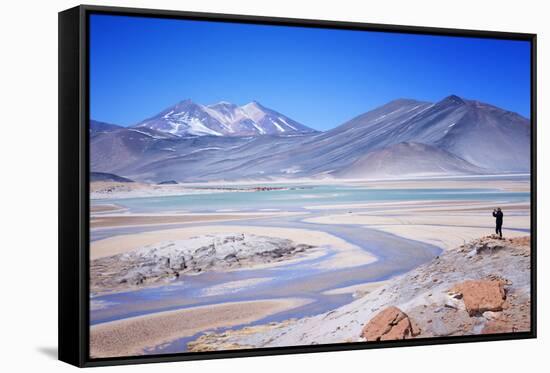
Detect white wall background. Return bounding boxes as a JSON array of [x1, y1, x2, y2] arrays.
[[0, 0, 546, 371]]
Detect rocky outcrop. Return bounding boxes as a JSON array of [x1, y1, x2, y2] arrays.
[[449, 279, 507, 316], [91, 234, 314, 294], [184, 236, 531, 351], [360, 306, 420, 341]]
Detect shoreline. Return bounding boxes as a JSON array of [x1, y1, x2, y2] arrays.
[[90, 211, 305, 229], [90, 174, 530, 200], [90, 297, 312, 358], [90, 203, 127, 213]]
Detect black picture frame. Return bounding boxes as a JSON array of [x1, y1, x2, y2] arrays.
[[58, 4, 537, 367]]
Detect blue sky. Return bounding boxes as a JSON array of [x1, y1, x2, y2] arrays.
[[90, 14, 531, 130]]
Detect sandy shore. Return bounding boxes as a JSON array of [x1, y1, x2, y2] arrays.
[[305, 200, 529, 250], [340, 176, 530, 192], [160, 174, 530, 191], [90, 298, 312, 358], [364, 224, 528, 251], [90, 181, 236, 200], [91, 180, 313, 200], [90, 204, 126, 213], [90, 224, 376, 269], [90, 211, 304, 229], [305, 199, 528, 211]]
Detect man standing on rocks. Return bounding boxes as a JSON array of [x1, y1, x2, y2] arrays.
[[492, 207, 504, 238]]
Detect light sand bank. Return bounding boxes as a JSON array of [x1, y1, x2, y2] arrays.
[[90, 211, 305, 229], [90, 181, 235, 200], [91, 214, 249, 228], [90, 298, 312, 358], [366, 224, 528, 250], [90, 225, 376, 270], [90, 204, 126, 213], [169, 175, 529, 191], [306, 200, 528, 211], [341, 177, 530, 192], [305, 200, 529, 250]]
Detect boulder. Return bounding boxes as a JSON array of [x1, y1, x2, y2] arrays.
[[449, 279, 506, 316], [361, 306, 420, 341]]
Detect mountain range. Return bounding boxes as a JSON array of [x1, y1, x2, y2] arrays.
[[135, 99, 316, 137], [90, 95, 531, 182]]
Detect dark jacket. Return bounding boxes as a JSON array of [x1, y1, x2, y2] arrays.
[[493, 210, 503, 225]]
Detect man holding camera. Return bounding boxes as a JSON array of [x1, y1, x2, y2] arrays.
[[492, 207, 504, 238]]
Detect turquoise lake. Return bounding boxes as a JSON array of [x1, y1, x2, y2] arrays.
[[97, 184, 530, 213]]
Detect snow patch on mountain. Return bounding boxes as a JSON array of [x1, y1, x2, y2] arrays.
[[136, 99, 316, 137]]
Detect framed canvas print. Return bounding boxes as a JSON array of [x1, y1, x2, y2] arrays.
[[58, 5, 537, 367]]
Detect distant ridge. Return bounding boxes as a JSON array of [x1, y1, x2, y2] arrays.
[[90, 94, 530, 182], [335, 142, 485, 179], [90, 120, 123, 135], [90, 172, 134, 183]]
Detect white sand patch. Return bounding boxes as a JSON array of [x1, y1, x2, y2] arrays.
[[363, 224, 528, 251], [304, 200, 529, 251], [201, 277, 275, 297], [90, 299, 118, 311]]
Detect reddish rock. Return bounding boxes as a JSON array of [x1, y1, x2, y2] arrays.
[[482, 299, 531, 334], [361, 306, 420, 341], [450, 279, 506, 316]]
